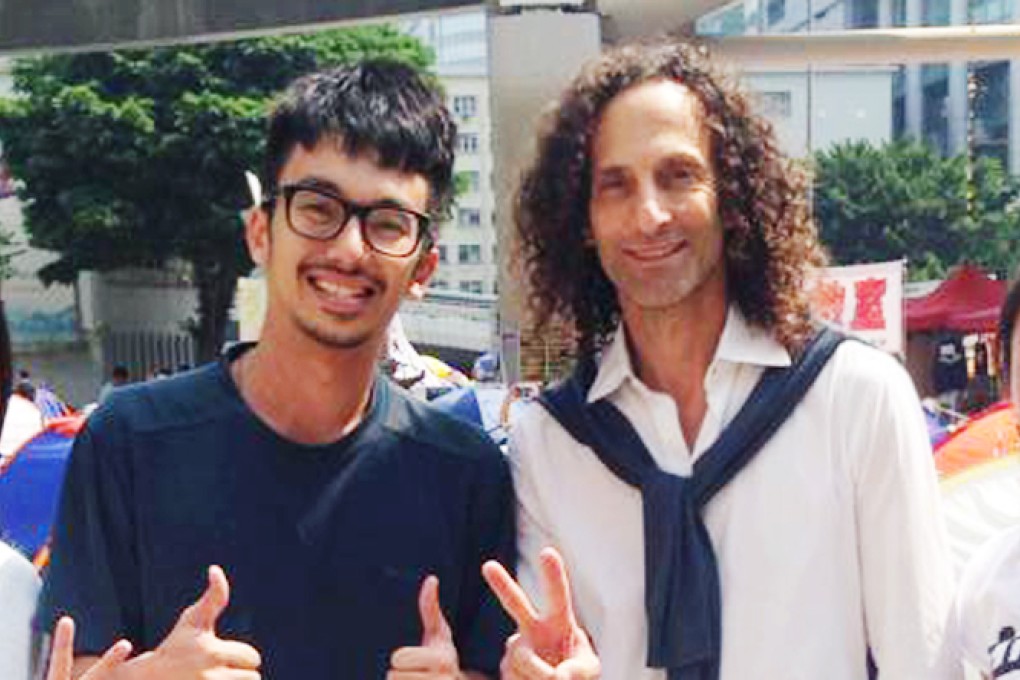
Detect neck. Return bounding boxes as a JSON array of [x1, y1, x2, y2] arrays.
[[235, 317, 383, 445], [620, 289, 728, 450], [624, 300, 727, 394]]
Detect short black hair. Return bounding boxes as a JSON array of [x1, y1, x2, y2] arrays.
[[112, 364, 129, 380], [263, 60, 457, 237], [999, 273, 1020, 381]]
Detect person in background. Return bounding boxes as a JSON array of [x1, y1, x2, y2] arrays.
[[950, 273, 1020, 679], [934, 332, 969, 412], [97, 365, 129, 404], [962, 341, 996, 413], [0, 300, 44, 680]]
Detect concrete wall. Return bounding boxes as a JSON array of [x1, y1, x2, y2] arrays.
[[0, 0, 478, 54]]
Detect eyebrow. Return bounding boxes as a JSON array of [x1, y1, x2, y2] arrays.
[[288, 176, 417, 211]]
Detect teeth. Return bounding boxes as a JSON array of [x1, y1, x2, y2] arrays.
[[312, 278, 365, 298], [629, 241, 684, 258]]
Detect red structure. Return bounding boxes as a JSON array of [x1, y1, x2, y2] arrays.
[[906, 265, 1006, 333]]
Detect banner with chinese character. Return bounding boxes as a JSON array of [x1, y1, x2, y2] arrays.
[[811, 260, 904, 355]]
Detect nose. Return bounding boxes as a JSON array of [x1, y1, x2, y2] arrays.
[[325, 212, 368, 263], [636, 187, 671, 235]]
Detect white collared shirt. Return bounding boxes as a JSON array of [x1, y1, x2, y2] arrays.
[[510, 309, 959, 680]]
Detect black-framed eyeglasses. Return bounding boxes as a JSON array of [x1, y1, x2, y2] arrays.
[[264, 183, 432, 258]]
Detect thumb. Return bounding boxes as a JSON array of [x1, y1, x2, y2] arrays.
[[179, 565, 230, 632], [418, 575, 452, 647]]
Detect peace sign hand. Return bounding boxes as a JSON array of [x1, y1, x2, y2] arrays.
[[482, 547, 600, 680]]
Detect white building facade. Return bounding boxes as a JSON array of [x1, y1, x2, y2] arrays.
[[404, 12, 500, 298], [698, 0, 1019, 174]]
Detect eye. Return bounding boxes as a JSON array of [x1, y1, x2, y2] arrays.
[[365, 208, 416, 242], [659, 163, 700, 190], [594, 172, 628, 196], [291, 190, 340, 225]]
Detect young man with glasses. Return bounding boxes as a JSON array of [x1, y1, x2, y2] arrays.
[[36, 60, 513, 680]]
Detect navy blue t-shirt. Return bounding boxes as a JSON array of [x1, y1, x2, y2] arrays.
[[36, 347, 515, 678]]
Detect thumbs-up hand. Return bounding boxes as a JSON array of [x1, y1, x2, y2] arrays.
[[388, 575, 462, 679], [138, 564, 261, 679], [121, 565, 262, 680], [44, 566, 261, 680], [46, 617, 132, 680], [482, 548, 600, 680]]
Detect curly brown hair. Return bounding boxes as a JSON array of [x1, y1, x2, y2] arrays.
[[515, 38, 826, 355]]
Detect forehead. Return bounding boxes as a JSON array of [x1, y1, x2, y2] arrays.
[[591, 79, 711, 167], [278, 137, 431, 209]]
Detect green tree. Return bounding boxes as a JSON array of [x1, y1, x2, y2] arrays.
[[813, 139, 1020, 280], [0, 25, 435, 361]]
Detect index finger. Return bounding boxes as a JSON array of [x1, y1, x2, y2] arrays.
[[481, 560, 540, 631], [538, 547, 577, 630]]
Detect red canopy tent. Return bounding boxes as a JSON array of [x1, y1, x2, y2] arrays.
[[906, 264, 1006, 332]]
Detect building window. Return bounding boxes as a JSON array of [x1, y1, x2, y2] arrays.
[[971, 61, 1010, 169], [437, 245, 448, 263], [892, 68, 907, 140], [458, 208, 481, 227], [458, 244, 481, 264], [922, 64, 950, 156], [757, 91, 792, 118], [430, 279, 449, 290], [849, 0, 879, 27], [458, 170, 480, 193], [767, 0, 785, 25], [456, 133, 479, 155], [459, 280, 483, 294], [969, 0, 1013, 22], [452, 95, 478, 119], [923, 0, 951, 25]]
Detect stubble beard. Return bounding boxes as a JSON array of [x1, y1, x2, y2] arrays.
[[291, 307, 379, 351]]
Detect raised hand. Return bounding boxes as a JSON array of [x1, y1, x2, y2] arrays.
[[482, 547, 600, 680], [387, 575, 462, 679], [134, 564, 262, 679], [56, 565, 262, 680], [45, 617, 132, 680]]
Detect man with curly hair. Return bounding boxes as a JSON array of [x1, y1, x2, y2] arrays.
[[482, 39, 958, 680]]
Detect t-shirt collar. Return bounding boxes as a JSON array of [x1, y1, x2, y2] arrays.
[[587, 306, 791, 404]]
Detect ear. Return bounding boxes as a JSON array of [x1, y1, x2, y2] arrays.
[[407, 246, 439, 301], [244, 205, 271, 268]]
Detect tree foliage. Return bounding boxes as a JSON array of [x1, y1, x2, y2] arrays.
[[813, 140, 1020, 280], [0, 25, 434, 360]]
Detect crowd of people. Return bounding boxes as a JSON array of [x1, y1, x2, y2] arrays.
[[0, 35, 1016, 680]]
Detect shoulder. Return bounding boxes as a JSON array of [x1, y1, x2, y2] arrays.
[[0, 542, 39, 593], [379, 381, 507, 470], [959, 526, 1020, 602], [507, 397, 581, 472], [818, 337, 919, 405], [88, 362, 238, 437]]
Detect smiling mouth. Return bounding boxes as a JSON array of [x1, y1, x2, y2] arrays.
[[306, 272, 378, 312], [623, 239, 687, 261]]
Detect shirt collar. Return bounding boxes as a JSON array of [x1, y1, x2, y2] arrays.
[[587, 306, 791, 404]]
